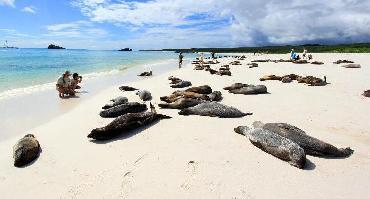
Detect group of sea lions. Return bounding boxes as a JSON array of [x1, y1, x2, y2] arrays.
[[260, 74, 327, 86], [224, 83, 268, 95], [168, 76, 192, 88], [235, 121, 353, 169]]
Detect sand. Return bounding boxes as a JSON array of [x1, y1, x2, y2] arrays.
[[0, 53, 369, 198]]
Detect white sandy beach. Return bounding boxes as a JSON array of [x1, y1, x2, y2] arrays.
[[0, 53, 370, 198]]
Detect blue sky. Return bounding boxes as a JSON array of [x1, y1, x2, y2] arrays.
[[1, 0, 370, 50]]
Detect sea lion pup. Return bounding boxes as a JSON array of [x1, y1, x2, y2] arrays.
[[119, 86, 138, 92], [234, 126, 306, 169], [168, 76, 182, 84], [341, 64, 361, 68], [159, 98, 203, 109], [99, 102, 147, 118], [185, 85, 212, 94], [333, 60, 354, 64], [178, 102, 252, 118], [311, 61, 324, 65], [13, 134, 41, 167], [363, 90, 370, 97], [89, 112, 172, 140], [102, 96, 129, 109], [224, 83, 249, 91], [254, 122, 354, 158], [136, 90, 152, 101], [260, 75, 282, 81], [170, 81, 192, 88], [228, 85, 268, 95], [138, 71, 152, 76], [247, 63, 258, 68]]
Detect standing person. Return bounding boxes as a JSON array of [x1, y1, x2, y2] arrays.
[[56, 71, 74, 98], [178, 52, 184, 68], [302, 48, 308, 59], [199, 52, 204, 66], [211, 52, 215, 59]]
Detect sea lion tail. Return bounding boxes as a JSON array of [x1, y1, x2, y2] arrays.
[[158, 114, 172, 119]]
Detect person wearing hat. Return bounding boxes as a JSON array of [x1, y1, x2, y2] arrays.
[[71, 73, 82, 90], [56, 70, 74, 98]]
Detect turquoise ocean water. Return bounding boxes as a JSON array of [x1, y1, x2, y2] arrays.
[[0, 48, 182, 98]]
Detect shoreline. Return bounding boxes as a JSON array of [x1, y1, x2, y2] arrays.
[[0, 58, 188, 141], [1, 53, 370, 198]]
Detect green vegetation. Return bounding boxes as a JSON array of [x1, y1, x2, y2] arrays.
[[141, 43, 370, 54]]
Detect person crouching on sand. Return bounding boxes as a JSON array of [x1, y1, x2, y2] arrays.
[[71, 73, 82, 91], [56, 70, 75, 98]]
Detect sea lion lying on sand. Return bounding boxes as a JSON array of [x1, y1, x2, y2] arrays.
[[185, 85, 212, 94], [234, 126, 306, 169], [253, 121, 354, 158], [297, 76, 327, 86], [13, 134, 41, 167], [228, 85, 268, 95], [159, 98, 202, 109], [100, 102, 147, 118], [102, 96, 129, 109], [311, 61, 324, 65], [247, 63, 258, 68], [160, 91, 208, 103], [179, 102, 252, 118], [293, 60, 308, 64], [138, 71, 152, 76], [136, 90, 152, 101], [89, 112, 171, 140], [333, 60, 354, 64], [363, 90, 370, 97], [171, 81, 192, 88], [119, 86, 138, 92], [341, 64, 361, 68], [260, 75, 282, 81], [252, 59, 270, 62], [224, 83, 249, 91], [168, 76, 182, 84]]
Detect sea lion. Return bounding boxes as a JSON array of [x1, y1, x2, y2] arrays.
[[185, 85, 212, 94], [136, 90, 152, 101], [13, 134, 41, 167], [138, 71, 152, 76], [281, 76, 292, 83], [363, 90, 370, 97], [168, 76, 182, 84], [160, 91, 208, 103], [293, 60, 308, 64], [99, 102, 147, 118], [102, 96, 129, 109], [252, 59, 270, 62], [224, 83, 249, 91], [170, 81, 192, 88], [89, 112, 172, 140], [178, 102, 252, 118], [207, 91, 223, 101], [248, 63, 258, 68], [255, 122, 354, 158], [311, 61, 324, 65], [234, 126, 306, 169], [119, 86, 138, 92], [159, 98, 202, 109], [260, 75, 282, 81], [228, 85, 268, 95], [341, 64, 361, 68], [333, 60, 354, 64], [297, 76, 327, 86], [217, 70, 231, 76]]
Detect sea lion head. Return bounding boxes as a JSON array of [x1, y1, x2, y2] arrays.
[[24, 134, 35, 138]]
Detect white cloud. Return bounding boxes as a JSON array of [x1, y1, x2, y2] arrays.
[[0, 0, 15, 7], [22, 6, 37, 14], [71, 0, 370, 48], [45, 21, 107, 38]]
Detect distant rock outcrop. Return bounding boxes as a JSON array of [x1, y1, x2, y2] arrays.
[[48, 44, 65, 49], [118, 48, 132, 51]]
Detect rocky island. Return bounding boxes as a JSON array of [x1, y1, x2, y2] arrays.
[[48, 44, 65, 49], [118, 48, 132, 51]]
